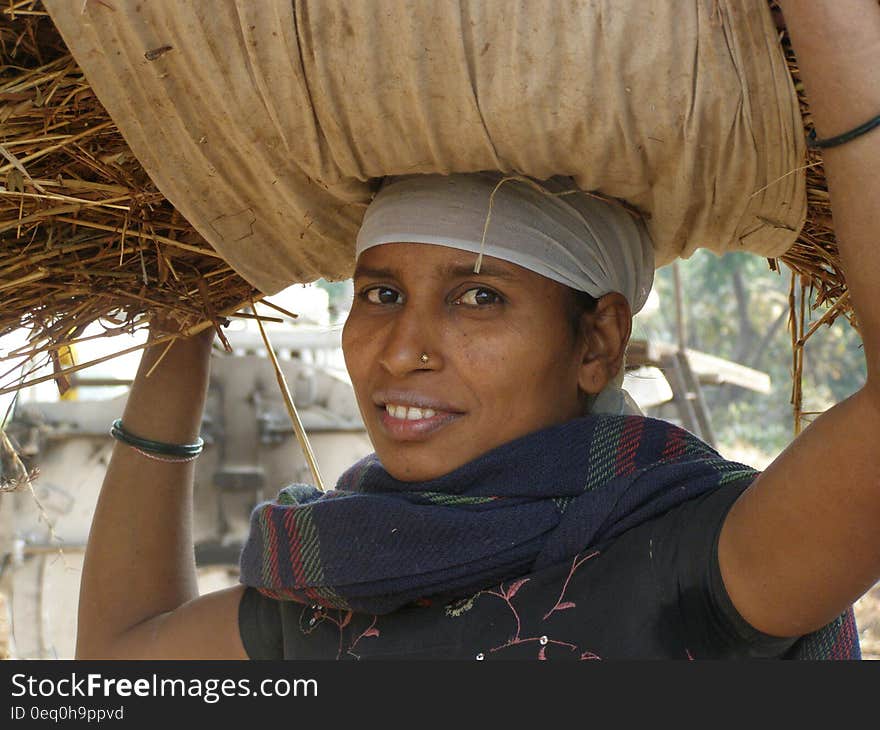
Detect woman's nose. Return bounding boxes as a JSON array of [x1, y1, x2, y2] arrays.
[[377, 305, 442, 377]]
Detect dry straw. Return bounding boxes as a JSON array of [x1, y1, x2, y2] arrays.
[[0, 1, 291, 501], [0, 0, 266, 408], [0, 0, 859, 445]]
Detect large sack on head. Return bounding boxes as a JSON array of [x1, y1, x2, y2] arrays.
[[44, 0, 805, 295]]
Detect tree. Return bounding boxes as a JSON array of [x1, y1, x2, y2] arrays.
[[640, 251, 866, 456]]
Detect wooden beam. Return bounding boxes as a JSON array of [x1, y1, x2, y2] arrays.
[[626, 339, 771, 394]]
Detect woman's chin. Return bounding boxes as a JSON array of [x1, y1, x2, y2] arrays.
[[374, 443, 470, 482], [365, 411, 471, 480]]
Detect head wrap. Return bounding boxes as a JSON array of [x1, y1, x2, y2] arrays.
[[354, 172, 655, 415]]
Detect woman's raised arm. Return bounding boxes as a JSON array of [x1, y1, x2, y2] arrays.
[[718, 0, 880, 638], [75, 323, 247, 659]]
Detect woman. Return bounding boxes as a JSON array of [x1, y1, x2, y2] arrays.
[[75, 0, 879, 659]]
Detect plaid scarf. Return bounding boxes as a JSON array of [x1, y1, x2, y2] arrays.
[[239, 414, 860, 659]]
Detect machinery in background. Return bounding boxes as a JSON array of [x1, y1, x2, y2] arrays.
[[0, 326, 371, 658]]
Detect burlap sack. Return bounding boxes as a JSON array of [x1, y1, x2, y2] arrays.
[[45, 0, 805, 295]]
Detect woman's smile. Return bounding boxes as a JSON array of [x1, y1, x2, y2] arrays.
[[377, 403, 464, 441], [373, 389, 466, 440]]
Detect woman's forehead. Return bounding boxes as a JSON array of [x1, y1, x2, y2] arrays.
[[353, 241, 533, 282]]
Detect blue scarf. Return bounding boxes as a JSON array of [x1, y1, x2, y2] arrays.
[[239, 414, 860, 659]]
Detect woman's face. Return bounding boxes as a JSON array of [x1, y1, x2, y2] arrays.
[[342, 242, 623, 482]]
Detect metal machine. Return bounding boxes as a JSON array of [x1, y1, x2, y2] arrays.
[[0, 326, 372, 659]]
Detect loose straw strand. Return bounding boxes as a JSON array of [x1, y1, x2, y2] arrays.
[[476, 175, 564, 273], [251, 300, 325, 492], [144, 337, 176, 379]]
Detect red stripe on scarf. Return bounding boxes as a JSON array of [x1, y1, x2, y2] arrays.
[[283, 507, 325, 605], [615, 417, 644, 477], [264, 508, 282, 590], [662, 427, 686, 462], [283, 507, 307, 586], [829, 612, 858, 660]]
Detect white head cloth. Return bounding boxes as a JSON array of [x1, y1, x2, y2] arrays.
[[355, 172, 655, 416]]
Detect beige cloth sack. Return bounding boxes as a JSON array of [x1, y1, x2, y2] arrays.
[[45, 0, 805, 296]]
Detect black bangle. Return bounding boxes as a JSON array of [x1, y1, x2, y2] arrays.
[[110, 418, 204, 457], [807, 113, 880, 149]]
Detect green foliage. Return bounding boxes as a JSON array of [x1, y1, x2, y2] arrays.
[[640, 250, 866, 457]]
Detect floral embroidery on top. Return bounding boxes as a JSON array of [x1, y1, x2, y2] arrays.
[[474, 550, 603, 660], [299, 605, 381, 660], [543, 550, 600, 620]]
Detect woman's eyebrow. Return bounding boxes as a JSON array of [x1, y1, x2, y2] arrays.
[[441, 262, 519, 281], [352, 265, 397, 280]]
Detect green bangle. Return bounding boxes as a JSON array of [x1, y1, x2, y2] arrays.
[[808, 113, 880, 149], [110, 418, 204, 457]]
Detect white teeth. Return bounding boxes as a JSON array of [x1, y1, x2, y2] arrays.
[[385, 404, 437, 420]]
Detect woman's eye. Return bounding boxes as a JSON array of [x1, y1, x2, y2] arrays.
[[456, 287, 501, 307], [364, 286, 403, 305]]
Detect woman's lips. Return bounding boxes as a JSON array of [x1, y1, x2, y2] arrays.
[[375, 404, 463, 441]]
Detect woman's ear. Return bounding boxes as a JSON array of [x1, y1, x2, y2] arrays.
[[577, 292, 632, 395]]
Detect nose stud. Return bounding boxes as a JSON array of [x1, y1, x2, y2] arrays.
[[419, 353, 430, 364]]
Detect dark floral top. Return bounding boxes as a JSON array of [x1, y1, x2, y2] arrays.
[[238, 481, 797, 660]]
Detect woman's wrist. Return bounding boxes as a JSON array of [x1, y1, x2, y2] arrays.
[[120, 327, 216, 444]]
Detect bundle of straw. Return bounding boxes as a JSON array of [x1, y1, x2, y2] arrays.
[[0, 1, 263, 398], [0, 0, 857, 430]]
